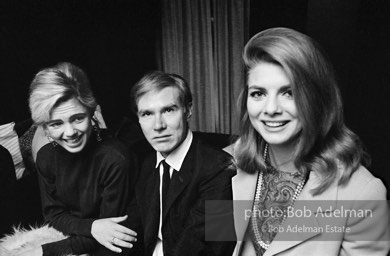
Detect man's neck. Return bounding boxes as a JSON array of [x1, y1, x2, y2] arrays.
[[156, 130, 193, 172]]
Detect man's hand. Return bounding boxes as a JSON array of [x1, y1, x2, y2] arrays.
[[91, 215, 137, 253]]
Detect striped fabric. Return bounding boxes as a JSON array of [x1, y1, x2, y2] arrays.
[[0, 122, 25, 179]]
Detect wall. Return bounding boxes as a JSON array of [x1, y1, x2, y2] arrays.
[[0, 0, 160, 126]]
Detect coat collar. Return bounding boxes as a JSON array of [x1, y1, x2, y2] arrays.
[[161, 136, 197, 222], [232, 169, 257, 242], [136, 160, 161, 251], [233, 169, 339, 255]]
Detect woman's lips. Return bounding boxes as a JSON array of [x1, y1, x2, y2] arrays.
[[64, 135, 82, 145], [262, 121, 289, 128]]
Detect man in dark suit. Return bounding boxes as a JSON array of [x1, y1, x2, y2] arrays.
[[125, 71, 236, 256]]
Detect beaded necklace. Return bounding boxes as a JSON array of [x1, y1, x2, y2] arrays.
[[251, 144, 306, 250]]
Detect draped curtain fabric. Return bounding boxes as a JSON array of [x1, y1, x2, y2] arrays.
[[160, 0, 249, 134]]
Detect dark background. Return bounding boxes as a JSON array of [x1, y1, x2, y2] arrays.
[[1, 0, 389, 194], [0, 0, 160, 125]]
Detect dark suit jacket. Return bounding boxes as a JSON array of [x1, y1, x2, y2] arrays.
[[126, 134, 236, 256], [0, 145, 17, 236]]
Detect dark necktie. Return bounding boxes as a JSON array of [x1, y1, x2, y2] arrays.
[[161, 160, 171, 214]]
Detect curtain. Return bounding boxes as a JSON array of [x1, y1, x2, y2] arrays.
[[159, 0, 249, 134]]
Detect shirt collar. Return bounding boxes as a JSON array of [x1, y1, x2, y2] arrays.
[[155, 130, 193, 172]]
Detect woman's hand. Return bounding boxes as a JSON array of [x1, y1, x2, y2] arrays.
[[91, 215, 137, 253]]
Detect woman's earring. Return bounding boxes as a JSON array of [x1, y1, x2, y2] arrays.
[[47, 136, 57, 147], [93, 124, 102, 142]]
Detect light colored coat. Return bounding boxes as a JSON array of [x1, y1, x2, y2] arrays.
[[228, 147, 389, 256]]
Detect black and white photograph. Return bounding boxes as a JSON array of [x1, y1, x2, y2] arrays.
[[1, 0, 389, 255]]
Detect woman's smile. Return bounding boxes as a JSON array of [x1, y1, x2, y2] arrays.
[[45, 98, 92, 153], [247, 62, 302, 148]]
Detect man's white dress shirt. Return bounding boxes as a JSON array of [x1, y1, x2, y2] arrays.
[[152, 130, 193, 256]]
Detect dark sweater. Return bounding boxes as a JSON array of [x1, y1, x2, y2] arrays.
[[36, 136, 134, 256]]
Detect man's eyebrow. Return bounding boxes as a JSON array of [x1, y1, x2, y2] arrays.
[[162, 104, 179, 109], [137, 109, 150, 114], [137, 103, 180, 114]]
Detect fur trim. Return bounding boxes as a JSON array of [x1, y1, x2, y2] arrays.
[[0, 225, 81, 256]]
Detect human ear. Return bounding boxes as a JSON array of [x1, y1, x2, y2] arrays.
[[92, 105, 107, 129], [186, 103, 193, 121]]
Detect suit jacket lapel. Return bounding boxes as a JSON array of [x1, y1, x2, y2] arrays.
[[232, 169, 258, 242], [138, 155, 161, 251], [162, 139, 195, 222], [265, 171, 338, 256]]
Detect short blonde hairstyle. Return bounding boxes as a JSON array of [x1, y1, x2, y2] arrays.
[[29, 62, 97, 125], [130, 71, 193, 114]]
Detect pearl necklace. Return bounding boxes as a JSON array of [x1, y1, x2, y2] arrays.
[[252, 144, 306, 250]]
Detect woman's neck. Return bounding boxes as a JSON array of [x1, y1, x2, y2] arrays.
[[268, 143, 297, 173]]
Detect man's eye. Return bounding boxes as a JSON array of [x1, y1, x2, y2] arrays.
[[165, 108, 174, 113], [140, 112, 151, 117]]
